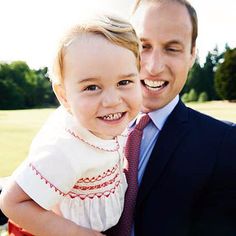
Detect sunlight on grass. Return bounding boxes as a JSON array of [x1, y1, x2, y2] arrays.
[[187, 101, 236, 123], [0, 108, 55, 177]]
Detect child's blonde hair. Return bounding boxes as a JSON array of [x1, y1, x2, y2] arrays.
[[51, 14, 140, 84]]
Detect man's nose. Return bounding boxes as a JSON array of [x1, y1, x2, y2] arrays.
[[145, 51, 165, 76], [102, 88, 121, 107]]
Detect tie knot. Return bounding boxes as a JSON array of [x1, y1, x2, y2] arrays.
[[135, 114, 150, 131]]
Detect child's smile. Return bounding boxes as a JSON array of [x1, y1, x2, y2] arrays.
[[100, 112, 125, 121]]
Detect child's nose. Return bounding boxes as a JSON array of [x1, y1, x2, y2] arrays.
[[102, 89, 121, 107]]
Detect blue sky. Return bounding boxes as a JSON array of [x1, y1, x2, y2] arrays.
[[0, 0, 235, 69]]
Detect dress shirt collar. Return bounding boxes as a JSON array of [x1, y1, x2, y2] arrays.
[[129, 95, 179, 130], [148, 95, 179, 131]]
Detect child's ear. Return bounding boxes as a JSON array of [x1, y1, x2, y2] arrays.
[[53, 83, 71, 112]]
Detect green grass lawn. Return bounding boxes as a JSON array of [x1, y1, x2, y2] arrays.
[[0, 101, 235, 177], [0, 108, 54, 177]]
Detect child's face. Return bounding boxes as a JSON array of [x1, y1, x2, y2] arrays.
[[56, 34, 142, 139]]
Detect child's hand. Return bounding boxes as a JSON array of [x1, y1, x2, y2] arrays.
[[77, 226, 106, 236]]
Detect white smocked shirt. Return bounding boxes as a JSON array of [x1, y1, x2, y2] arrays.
[[13, 106, 128, 231]]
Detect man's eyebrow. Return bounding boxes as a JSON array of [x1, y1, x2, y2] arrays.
[[140, 38, 184, 47], [166, 40, 184, 46]]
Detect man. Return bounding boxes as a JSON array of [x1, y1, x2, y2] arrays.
[[130, 0, 236, 235]]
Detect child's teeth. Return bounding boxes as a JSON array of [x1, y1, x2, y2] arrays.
[[103, 113, 122, 120]]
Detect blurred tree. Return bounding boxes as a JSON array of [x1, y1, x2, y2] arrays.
[[202, 46, 221, 100], [0, 79, 25, 109], [188, 89, 198, 102], [33, 67, 58, 107], [8, 61, 33, 107], [183, 56, 205, 96], [0, 61, 57, 109], [181, 93, 189, 103], [0, 63, 25, 109], [215, 48, 236, 101], [198, 92, 208, 102]]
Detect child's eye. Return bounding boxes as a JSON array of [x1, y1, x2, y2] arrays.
[[118, 80, 132, 86], [84, 85, 99, 91], [141, 43, 152, 50]]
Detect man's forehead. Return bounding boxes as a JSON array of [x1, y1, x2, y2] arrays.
[[131, 1, 192, 36]]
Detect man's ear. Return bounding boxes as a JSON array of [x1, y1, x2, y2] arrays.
[[189, 46, 197, 69], [53, 83, 71, 112]]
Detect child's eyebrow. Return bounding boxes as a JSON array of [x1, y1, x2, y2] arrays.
[[78, 73, 138, 83], [140, 37, 160, 44], [140, 37, 148, 42], [119, 73, 138, 79], [78, 77, 100, 84]]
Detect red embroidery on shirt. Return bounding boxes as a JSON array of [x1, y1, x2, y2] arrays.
[[29, 163, 66, 196], [73, 173, 119, 191], [76, 163, 119, 184], [29, 163, 122, 200], [68, 181, 121, 200], [66, 128, 120, 152]]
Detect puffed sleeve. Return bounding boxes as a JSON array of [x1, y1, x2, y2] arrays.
[[13, 141, 78, 210]]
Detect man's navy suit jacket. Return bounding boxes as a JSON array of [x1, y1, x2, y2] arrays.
[[134, 100, 236, 236]]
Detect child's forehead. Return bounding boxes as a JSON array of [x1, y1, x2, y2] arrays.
[[64, 33, 105, 48], [63, 33, 109, 54], [64, 33, 122, 57], [62, 34, 138, 82]]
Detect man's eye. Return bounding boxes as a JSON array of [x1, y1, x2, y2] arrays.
[[84, 85, 99, 91], [118, 80, 132, 86], [167, 48, 181, 52]]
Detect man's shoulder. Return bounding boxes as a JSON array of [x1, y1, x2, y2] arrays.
[[186, 105, 235, 127], [168, 100, 235, 132]]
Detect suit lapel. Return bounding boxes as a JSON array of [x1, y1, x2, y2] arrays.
[[136, 101, 190, 208]]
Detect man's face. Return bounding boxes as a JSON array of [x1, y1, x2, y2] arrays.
[[133, 1, 196, 112]]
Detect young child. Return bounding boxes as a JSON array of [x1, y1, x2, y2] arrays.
[[0, 14, 142, 236]]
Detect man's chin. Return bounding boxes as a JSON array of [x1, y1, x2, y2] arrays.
[[141, 97, 169, 112]]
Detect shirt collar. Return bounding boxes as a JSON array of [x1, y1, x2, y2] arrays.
[[148, 95, 179, 130], [59, 106, 121, 152]]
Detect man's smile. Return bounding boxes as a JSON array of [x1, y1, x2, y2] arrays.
[[142, 79, 169, 91]]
